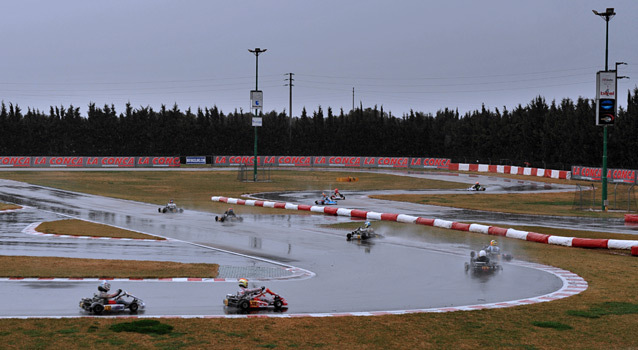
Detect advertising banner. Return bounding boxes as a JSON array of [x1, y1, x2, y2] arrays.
[[408, 157, 451, 169], [186, 156, 206, 165], [314, 156, 363, 167], [571, 165, 636, 183], [0, 156, 31, 167]]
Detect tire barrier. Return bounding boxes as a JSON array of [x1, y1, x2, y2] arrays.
[[212, 196, 638, 253]]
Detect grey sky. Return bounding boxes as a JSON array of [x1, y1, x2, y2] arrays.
[[1, 1, 636, 117]]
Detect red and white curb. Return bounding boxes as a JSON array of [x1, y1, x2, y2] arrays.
[[21, 222, 172, 242], [212, 196, 638, 255], [0, 261, 587, 319]]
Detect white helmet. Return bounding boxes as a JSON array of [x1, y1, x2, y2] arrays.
[[479, 250, 487, 257], [98, 281, 111, 292]]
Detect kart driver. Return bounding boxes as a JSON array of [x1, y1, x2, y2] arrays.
[[359, 221, 374, 233], [97, 281, 125, 304], [484, 240, 500, 254], [224, 207, 236, 217], [476, 250, 490, 263], [167, 199, 177, 210], [472, 182, 481, 191], [238, 278, 264, 296]]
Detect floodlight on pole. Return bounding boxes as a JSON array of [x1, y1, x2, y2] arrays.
[[248, 48, 266, 182], [593, 7, 615, 211]]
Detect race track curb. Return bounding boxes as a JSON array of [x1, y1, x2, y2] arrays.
[[211, 196, 638, 255]]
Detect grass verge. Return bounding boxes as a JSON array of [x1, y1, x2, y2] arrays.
[[36, 219, 165, 240], [0, 202, 21, 211], [0, 255, 218, 279]]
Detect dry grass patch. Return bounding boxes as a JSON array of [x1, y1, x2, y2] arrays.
[[0, 202, 21, 211], [0, 255, 218, 279], [36, 219, 165, 240]]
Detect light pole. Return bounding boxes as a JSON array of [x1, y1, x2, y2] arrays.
[[248, 48, 266, 181], [593, 8, 615, 211]]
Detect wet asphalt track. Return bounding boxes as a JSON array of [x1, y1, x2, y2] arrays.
[[0, 171, 611, 317]]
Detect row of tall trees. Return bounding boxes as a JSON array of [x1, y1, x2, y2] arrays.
[[1, 88, 638, 169]]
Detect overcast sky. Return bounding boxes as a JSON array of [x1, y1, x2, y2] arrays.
[[1, 1, 636, 117]]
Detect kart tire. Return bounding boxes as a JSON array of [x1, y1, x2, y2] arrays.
[[238, 217, 243, 222], [470, 251, 476, 258], [346, 233, 352, 241], [162, 208, 167, 213], [158, 208, 161, 213], [92, 304, 104, 315], [464, 262, 469, 272], [273, 299, 283, 310], [129, 302, 139, 313], [239, 299, 250, 311], [314, 201, 319, 205], [179, 208, 184, 213], [215, 216, 219, 222]]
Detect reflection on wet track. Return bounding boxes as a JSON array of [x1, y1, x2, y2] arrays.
[[0, 176, 583, 317]]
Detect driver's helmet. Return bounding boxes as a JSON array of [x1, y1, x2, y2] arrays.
[[334, 188, 339, 193], [228, 207, 233, 212], [98, 281, 111, 292], [479, 250, 487, 258], [322, 192, 326, 197], [238, 278, 248, 288], [475, 182, 479, 185], [490, 240, 498, 246], [169, 199, 174, 204], [364, 221, 371, 228]]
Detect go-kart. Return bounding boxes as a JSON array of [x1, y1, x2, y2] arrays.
[[464, 251, 502, 273], [330, 193, 346, 200], [224, 287, 288, 311], [79, 290, 145, 315], [347, 227, 383, 241], [215, 213, 243, 223], [315, 198, 337, 205], [467, 185, 486, 191], [158, 204, 184, 213]]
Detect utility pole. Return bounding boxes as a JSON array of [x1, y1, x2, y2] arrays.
[[352, 87, 355, 112], [284, 73, 294, 149]]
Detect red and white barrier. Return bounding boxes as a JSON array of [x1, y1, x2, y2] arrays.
[[212, 196, 638, 254], [448, 163, 570, 179]]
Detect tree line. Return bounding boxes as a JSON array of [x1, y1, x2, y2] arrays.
[[1, 87, 638, 170]]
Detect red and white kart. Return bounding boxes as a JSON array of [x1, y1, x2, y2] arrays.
[[224, 287, 288, 311]]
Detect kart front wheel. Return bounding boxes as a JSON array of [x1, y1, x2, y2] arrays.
[[129, 302, 139, 313], [273, 299, 283, 310], [239, 299, 250, 311]]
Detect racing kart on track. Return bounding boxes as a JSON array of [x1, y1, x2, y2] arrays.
[[315, 198, 337, 205], [215, 213, 243, 223], [158, 204, 184, 213], [330, 193, 346, 200], [464, 251, 502, 273], [347, 227, 383, 241], [466, 185, 486, 191], [79, 290, 145, 315], [224, 287, 288, 311]]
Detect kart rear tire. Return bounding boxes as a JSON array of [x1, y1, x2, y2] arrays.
[[273, 299, 283, 310], [215, 216, 219, 222], [129, 302, 139, 313], [158, 208, 161, 213], [238, 217, 243, 222], [179, 208, 184, 213], [92, 304, 104, 315], [239, 299, 250, 311], [346, 233, 352, 241], [162, 208, 167, 213]]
